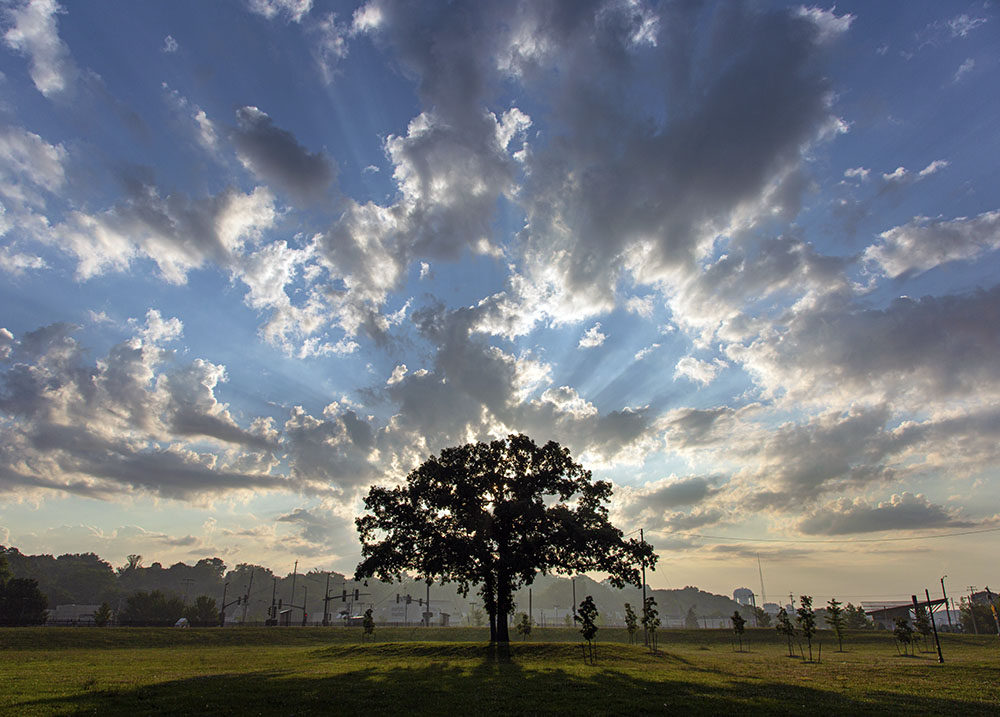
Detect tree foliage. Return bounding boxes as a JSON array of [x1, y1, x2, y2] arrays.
[[754, 606, 772, 628], [183, 595, 220, 626], [577, 596, 598, 663], [119, 590, 185, 626], [893, 616, 914, 655], [684, 605, 699, 629], [731, 610, 747, 652], [826, 598, 845, 652], [796, 595, 817, 662], [93, 602, 113, 627], [355, 434, 656, 643], [0, 576, 48, 625], [843, 602, 873, 629], [776, 607, 796, 657], [515, 612, 532, 640], [362, 608, 375, 641], [642, 596, 660, 652], [624, 602, 638, 644]]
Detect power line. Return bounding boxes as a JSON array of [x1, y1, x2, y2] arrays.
[[665, 525, 1000, 544]]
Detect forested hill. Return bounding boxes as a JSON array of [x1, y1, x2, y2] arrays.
[[1, 545, 743, 621]]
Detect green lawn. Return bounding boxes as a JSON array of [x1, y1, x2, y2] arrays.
[[1, 627, 997, 715]]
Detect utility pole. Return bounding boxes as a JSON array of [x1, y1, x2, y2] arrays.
[[323, 573, 332, 626], [529, 588, 532, 628], [941, 576, 952, 630], [968, 587, 979, 634], [641, 528, 647, 646], [757, 553, 766, 605], [426, 580, 431, 627], [241, 569, 254, 625], [913, 588, 948, 663], [301, 585, 308, 627], [572, 577, 577, 623], [268, 577, 277, 626], [289, 560, 298, 621]]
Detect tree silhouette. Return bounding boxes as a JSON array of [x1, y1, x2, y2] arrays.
[[183, 595, 220, 626], [515, 612, 532, 640], [624, 602, 638, 644], [776, 607, 796, 657], [684, 605, 699, 629], [355, 434, 656, 643], [93, 602, 113, 627], [893, 616, 914, 656], [730, 610, 747, 652], [362, 608, 375, 641], [913, 605, 932, 651], [577, 596, 598, 664], [826, 598, 845, 652], [642, 596, 660, 652], [796, 595, 817, 661]]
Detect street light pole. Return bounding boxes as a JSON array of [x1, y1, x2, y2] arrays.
[[940, 576, 952, 630]]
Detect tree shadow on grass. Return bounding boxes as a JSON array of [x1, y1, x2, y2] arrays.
[[16, 648, 998, 716]]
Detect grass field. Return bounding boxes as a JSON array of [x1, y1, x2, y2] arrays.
[[1, 626, 997, 715]]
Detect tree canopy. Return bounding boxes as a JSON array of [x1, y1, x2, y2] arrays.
[[355, 434, 656, 643]]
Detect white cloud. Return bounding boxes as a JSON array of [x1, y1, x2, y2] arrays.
[[954, 58, 975, 82], [882, 166, 908, 182], [795, 6, 854, 43], [918, 159, 948, 177], [578, 323, 607, 348], [2, 0, 76, 97], [162, 35, 178, 53], [626, 294, 655, 318], [864, 210, 1000, 278], [843, 166, 869, 181], [674, 356, 726, 386], [634, 343, 660, 361], [245, 0, 312, 23], [948, 13, 986, 38], [387, 364, 407, 385]]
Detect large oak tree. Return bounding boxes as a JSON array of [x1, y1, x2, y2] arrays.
[[355, 434, 656, 643]]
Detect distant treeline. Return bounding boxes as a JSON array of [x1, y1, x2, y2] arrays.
[[1, 544, 851, 629]]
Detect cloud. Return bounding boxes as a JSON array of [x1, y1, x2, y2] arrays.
[[633, 343, 659, 361], [953, 58, 974, 82], [728, 285, 1000, 408], [948, 13, 986, 38], [578, 323, 606, 348], [57, 183, 276, 282], [864, 210, 1000, 278], [245, 0, 312, 23], [843, 166, 869, 181], [798, 492, 977, 535], [0, 317, 288, 500], [2, 0, 76, 97], [162, 35, 178, 53], [233, 106, 334, 204], [311, 12, 350, 83], [674, 356, 726, 386]]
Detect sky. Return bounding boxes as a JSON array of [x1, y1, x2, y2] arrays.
[[1, 0, 998, 604]]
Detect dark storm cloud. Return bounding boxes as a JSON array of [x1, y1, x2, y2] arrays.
[[233, 106, 334, 204], [798, 493, 978, 535]]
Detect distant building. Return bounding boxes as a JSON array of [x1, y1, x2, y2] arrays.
[[47, 604, 100, 625], [733, 588, 754, 606], [762, 602, 781, 615]]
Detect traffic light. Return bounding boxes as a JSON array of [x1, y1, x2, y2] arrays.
[[406, 595, 412, 604], [354, 589, 360, 601], [342, 589, 347, 601], [396, 593, 400, 603]]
